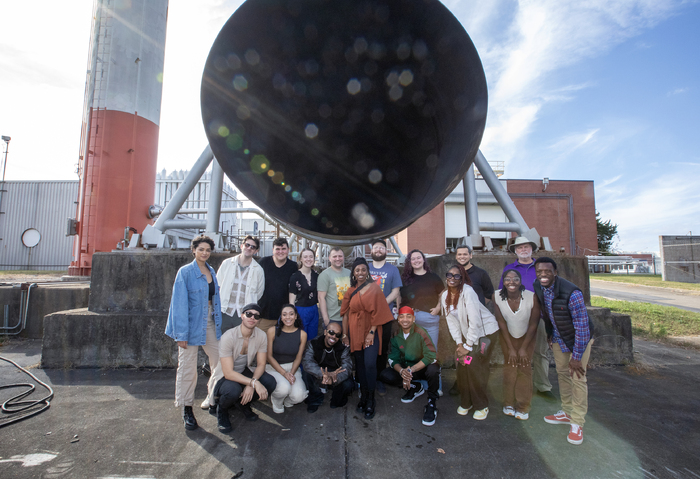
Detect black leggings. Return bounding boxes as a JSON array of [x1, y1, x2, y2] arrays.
[[353, 340, 379, 391]]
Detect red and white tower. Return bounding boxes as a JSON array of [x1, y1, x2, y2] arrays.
[[69, 0, 168, 275]]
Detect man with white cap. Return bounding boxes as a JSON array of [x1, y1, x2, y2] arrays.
[[499, 236, 555, 400]]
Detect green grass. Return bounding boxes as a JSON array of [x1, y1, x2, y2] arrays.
[[591, 296, 700, 339], [589, 273, 700, 292]]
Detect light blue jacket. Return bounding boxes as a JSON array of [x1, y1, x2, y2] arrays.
[[165, 260, 223, 346]]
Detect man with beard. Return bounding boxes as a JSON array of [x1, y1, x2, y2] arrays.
[[500, 236, 555, 400], [368, 239, 402, 395], [302, 321, 354, 412]]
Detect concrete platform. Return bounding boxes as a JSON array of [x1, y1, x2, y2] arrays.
[[2, 338, 699, 478]]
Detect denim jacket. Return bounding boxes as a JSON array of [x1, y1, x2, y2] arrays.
[[165, 260, 223, 346]]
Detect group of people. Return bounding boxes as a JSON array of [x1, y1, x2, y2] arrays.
[[165, 234, 594, 445]]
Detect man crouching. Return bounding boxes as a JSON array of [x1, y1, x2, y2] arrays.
[[302, 321, 354, 413], [379, 306, 440, 426]]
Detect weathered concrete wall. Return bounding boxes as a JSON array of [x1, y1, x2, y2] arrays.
[[89, 251, 232, 312], [436, 306, 632, 367], [42, 309, 176, 369], [0, 283, 90, 339], [660, 235, 700, 283]]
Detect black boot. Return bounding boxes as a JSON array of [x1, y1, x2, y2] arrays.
[[217, 405, 232, 433], [183, 406, 198, 430], [364, 390, 376, 420], [357, 387, 368, 413]]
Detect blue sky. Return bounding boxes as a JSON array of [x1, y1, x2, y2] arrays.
[[0, 0, 698, 253]]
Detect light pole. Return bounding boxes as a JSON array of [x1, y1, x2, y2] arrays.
[[0, 135, 10, 242]]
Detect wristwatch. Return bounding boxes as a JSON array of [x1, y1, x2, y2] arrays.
[[369, 330, 375, 335]]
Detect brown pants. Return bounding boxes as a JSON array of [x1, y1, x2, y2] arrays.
[[258, 318, 277, 333], [500, 334, 536, 413]]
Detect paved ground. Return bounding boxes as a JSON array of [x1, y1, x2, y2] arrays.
[[1, 338, 699, 479], [591, 279, 700, 313]]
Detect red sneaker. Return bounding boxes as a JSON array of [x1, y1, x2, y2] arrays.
[[544, 410, 572, 424], [567, 424, 583, 445]]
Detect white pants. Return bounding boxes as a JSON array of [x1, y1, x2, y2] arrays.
[[265, 362, 308, 412], [174, 307, 223, 408]]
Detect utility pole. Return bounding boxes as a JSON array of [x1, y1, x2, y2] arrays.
[[0, 135, 10, 242]]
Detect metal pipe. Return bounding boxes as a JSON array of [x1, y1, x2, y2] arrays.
[[478, 222, 522, 232], [463, 164, 480, 236], [389, 236, 405, 263], [205, 158, 225, 233], [160, 219, 208, 229], [473, 150, 529, 234], [1, 283, 36, 335], [154, 145, 214, 231]]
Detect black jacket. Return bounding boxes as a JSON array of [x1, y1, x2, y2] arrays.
[[302, 335, 352, 383], [534, 276, 594, 352]]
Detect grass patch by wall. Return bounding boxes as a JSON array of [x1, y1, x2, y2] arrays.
[[592, 296, 700, 339], [589, 274, 700, 293]]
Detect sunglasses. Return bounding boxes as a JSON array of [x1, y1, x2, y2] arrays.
[[445, 273, 462, 280], [243, 311, 261, 320], [326, 330, 342, 337], [243, 243, 257, 250]]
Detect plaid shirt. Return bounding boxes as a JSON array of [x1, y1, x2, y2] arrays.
[[542, 285, 591, 361]]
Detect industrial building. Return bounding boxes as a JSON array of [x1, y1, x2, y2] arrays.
[[660, 235, 700, 283], [0, 169, 241, 270]]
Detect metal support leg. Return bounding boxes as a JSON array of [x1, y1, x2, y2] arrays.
[[462, 164, 482, 249]]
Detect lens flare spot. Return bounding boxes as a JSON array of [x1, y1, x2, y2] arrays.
[[352, 203, 376, 230], [267, 169, 275, 177], [305, 123, 319, 138], [245, 49, 260, 65], [233, 75, 248, 91], [272, 171, 284, 184], [368, 169, 382, 184], [399, 70, 414, 86], [311, 208, 319, 216], [226, 134, 243, 150], [285, 185, 292, 192], [237, 105, 251, 120], [218, 126, 230, 137], [157, 72, 164, 83], [250, 155, 269, 174], [389, 85, 403, 101], [346, 79, 361, 95]]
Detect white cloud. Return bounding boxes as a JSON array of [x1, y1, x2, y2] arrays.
[[667, 87, 689, 96], [454, 0, 684, 166]]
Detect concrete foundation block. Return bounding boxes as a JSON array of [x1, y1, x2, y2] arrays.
[[42, 309, 176, 369]]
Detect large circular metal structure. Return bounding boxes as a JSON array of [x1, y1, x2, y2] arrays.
[[201, 0, 487, 242]]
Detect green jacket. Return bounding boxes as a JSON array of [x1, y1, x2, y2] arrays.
[[387, 324, 437, 369]]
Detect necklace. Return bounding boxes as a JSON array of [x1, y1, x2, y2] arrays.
[[324, 347, 333, 353]]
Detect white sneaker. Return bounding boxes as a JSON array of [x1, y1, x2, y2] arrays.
[[283, 398, 294, 408], [438, 389, 444, 397], [473, 407, 489, 420], [515, 411, 529, 420], [272, 405, 284, 414], [457, 406, 472, 416], [503, 406, 515, 416], [200, 399, 210, 410]]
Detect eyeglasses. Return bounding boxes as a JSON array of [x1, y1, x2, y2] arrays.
[[326, 330, 342, 337], [243, 243, 257, 250], [243, 311, 261, 320], [445, 273, 462, 280], [503, 278, 521, 283]]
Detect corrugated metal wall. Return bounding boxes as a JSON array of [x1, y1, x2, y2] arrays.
[[0, 181, 78, 270]]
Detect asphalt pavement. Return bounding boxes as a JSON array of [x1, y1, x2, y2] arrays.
[[1, 338, 699, 479], [590, 279, 700, 313]]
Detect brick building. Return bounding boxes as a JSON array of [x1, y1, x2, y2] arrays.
[[397, 178, 597, 256]]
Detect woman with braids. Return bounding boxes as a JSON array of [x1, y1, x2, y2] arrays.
[[265, 304, 308, 414], [493, 269, 541, 420], [340, 257, 393, 419], [441, 263, 500, 420]]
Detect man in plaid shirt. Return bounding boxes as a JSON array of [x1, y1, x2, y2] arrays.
[[533, 257, 595, 445]]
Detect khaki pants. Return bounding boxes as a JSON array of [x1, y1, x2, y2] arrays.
[[532, 318, 553, 392], [552, 340, 594, 426], [501, 334, 536, 413], [266, 363, 308, 412], [174, 307, 223, 408], [258, 318, 277, 333]]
